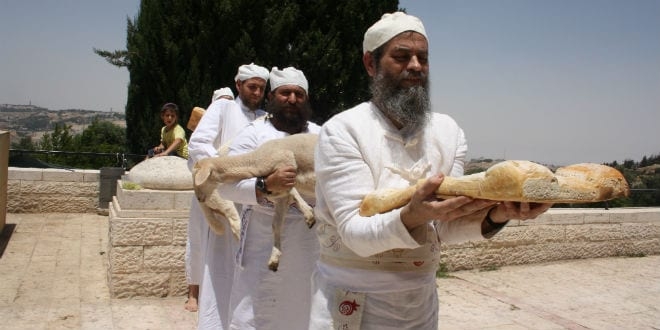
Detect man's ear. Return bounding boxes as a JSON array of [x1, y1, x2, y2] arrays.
[[363, 52, 377, 77], [234, 80, 241, 93]]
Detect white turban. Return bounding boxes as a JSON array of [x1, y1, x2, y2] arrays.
[[363, 12, 427, 54], [212, 87, 234, 102], [269, 66, 309, 95], [234, 63, 270, 82]]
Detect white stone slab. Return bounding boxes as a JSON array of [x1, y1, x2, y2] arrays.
[[124, 156, 192, 190]]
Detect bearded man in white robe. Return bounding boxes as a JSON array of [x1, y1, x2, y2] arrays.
[[309, 12, 552, 330], [217, 66, 321, 330], [186, 63, 269, 329]]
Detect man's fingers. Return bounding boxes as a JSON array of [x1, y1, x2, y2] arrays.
[[417, 174, 444, 200]]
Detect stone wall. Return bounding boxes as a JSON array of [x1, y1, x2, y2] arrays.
[[442, 208, 660, 271], [7, 167, 100, 213]]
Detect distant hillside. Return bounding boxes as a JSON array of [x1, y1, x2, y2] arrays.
[[0, 103, 125, 144]]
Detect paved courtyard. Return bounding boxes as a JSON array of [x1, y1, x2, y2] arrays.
[[0, 213, 658, 329]]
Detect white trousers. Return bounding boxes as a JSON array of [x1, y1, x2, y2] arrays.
[[228, 207, 319, 330]]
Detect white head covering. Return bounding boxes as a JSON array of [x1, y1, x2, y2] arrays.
[[212, 87, 234, 102], [363, 12, 427, 54], [269, 66, 309, 95], [234, 63, 270, 82]]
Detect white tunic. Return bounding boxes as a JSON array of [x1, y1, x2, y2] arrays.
[[216, 117, 321, 330], [310, 102, 486, 330], [186, 97, 265, 330]]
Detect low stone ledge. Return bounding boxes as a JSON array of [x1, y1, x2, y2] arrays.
[[110, 196, 191, 219], [8, 167, 101, 213], [441, 209, 660, 271], [115, 181, 193, 210]]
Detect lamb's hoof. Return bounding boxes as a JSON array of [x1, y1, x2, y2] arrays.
[[268, 248, 282, 272], [306, 218, 316, 229]]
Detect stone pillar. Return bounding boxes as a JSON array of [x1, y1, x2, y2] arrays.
[[0, 131, 8, 231], [107, 156, 194, 298]]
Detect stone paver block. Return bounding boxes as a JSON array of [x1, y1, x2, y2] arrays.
[[487, 225, 566, 246], [7, 197, 40, 213], [169, 272, 188, 296], [82, 169, 100, 182], [173, 218, 188, 245], [565, 223, 623, 242], [611, 212, 640, 223], [116, 187, 176, 210], [532, 211, 585, 225], [110, 273, 171, 298], [109, 246, 143, 273], [620, 222, 660, 240], [39, 196, 97, 213], [19, 181, 98, 196], [8, 167, 43, 180], [583, 211, 611, 223], [174, 191, 194, 210], [110, 219, 173, 246], [143, 246, 185, 272], [42, 169, 85, 182]]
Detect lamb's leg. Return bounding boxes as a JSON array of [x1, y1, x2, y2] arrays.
[[201, 190, 241, 241], [199, 202, 224, 235], [289, 188, 315, 228], [267, 196, 290, 272]]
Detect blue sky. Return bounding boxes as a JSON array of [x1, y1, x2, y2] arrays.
[[1, 0, 659, 165]]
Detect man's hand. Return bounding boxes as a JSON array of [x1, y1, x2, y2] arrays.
[[400, 173, 497, 230], [488, 201, 553, 224], [264, 165, 297, 193]]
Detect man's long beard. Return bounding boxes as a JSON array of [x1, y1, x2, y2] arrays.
[[371, 70, 431, 136], [266, 99, 312, 134]]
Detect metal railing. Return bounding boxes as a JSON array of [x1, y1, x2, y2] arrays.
[[8, 149, 146, 170]]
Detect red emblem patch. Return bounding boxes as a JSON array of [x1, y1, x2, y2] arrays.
[[338, 299, 360, 315]]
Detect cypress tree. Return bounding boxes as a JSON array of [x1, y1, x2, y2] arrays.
[[99, 0, 399, 154]]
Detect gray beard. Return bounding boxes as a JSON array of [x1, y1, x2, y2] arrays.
[[371, 71, 431, 137]]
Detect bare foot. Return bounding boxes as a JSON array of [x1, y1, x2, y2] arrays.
[[184, 285, 199, 312]]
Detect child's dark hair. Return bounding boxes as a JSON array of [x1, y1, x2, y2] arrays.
[[161, 102, 179, 115]]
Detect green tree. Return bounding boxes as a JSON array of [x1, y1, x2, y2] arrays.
[[38, 123, 74, 151], [72, 119, 127, 168], [97, 0, 399, 154], [35, 123, 75, 166], [75, 119, 126, 153], [11, 136, 37, 150]]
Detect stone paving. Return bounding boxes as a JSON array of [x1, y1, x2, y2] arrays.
[[0, 213, 658, 330]]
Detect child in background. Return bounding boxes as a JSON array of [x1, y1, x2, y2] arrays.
[[147, 102, 189, 159]]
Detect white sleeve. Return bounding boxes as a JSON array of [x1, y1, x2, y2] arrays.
[[448, 127, 467, 177], [314, 124, 421, 257], [187, 101, 226, 169]]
